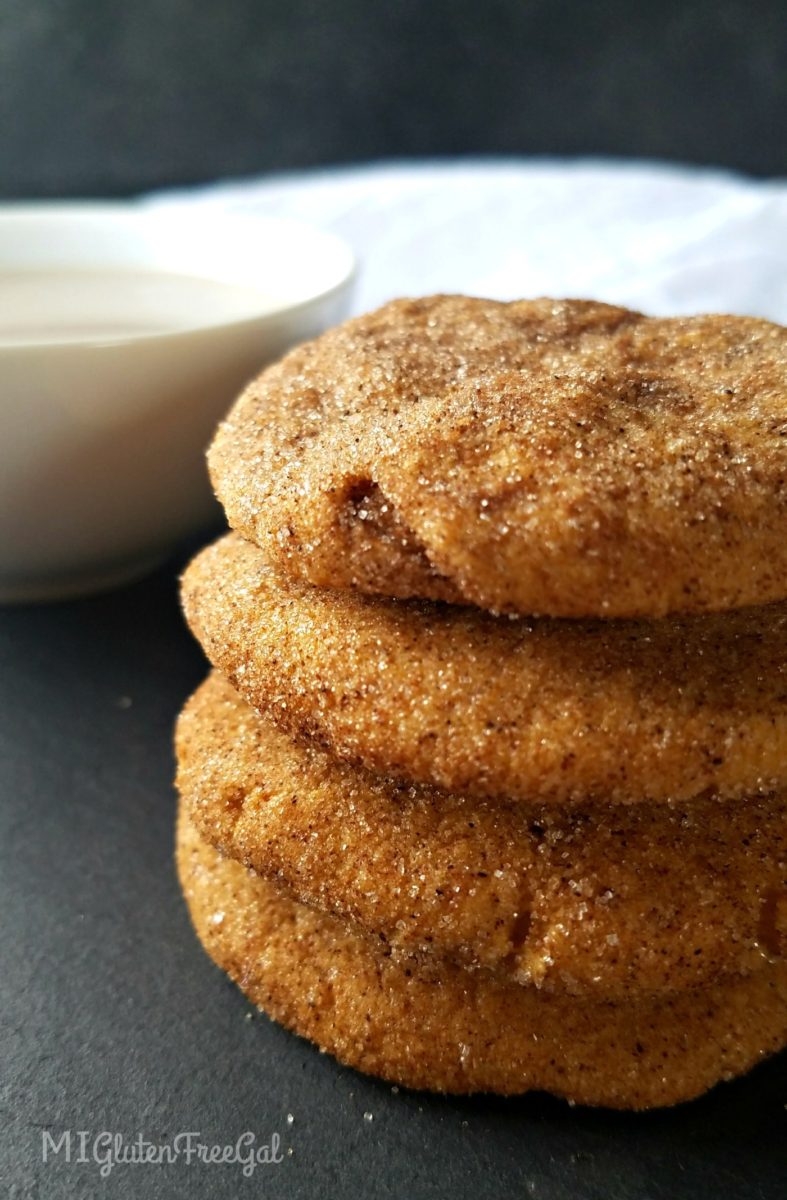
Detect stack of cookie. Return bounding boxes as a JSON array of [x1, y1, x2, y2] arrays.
[[176, 296, 787, 1109]]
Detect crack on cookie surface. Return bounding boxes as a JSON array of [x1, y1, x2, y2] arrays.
[[338, 476, 457, 598]]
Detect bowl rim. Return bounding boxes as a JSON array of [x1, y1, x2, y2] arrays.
[[0, 200, 357, 353]]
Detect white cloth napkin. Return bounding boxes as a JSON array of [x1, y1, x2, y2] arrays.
[[146, 157, 787, 321]]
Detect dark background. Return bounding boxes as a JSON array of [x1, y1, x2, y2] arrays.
[[1, 0, 785, 199]]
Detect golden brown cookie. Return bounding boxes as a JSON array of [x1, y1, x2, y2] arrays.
[[208, 295, 787, 618], [176, 803, 787, 1109], [176, 672, 787, 997], [181, 534, 787, 806]]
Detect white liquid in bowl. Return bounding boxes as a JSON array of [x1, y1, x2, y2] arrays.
[[0, 268, 278, 345]]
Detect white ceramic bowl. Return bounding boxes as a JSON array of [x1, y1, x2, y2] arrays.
[[0, 203, 355, 602]]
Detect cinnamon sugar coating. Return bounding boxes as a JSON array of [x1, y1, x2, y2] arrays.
[[177, 804, 787, 1109], [208, 296, 787, 618], [181, 534, 787, 806], [176, 673, 787, 997]]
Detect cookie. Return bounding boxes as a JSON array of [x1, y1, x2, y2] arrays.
[[181, 534, 787, 806], [208, 296, 787, 618], [176, 673, 787, 997], [176, 803, 787, 1109]]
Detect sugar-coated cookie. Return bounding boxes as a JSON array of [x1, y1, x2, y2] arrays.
[[177, 804, 787, 1110], [181, 534, 787, 806], [209, 296, 787, 618], [177, 673, 787, 996]]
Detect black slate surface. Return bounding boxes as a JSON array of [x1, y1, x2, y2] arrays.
[[1, 547, 785, 1200]]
